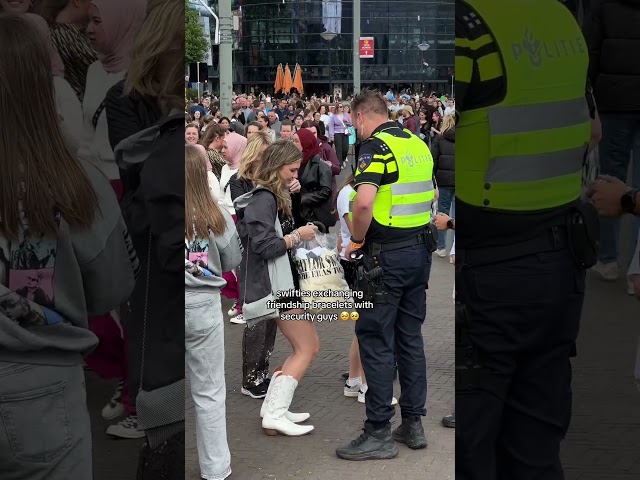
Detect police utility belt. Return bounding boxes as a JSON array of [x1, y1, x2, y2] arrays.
[[458, 202, 599, 269], [353, 224, 437, 306]]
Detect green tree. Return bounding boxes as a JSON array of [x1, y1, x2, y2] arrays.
[[185, 0, 210, 67]]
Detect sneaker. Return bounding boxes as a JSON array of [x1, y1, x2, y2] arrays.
[[106, 415, 145, 439], [592, 261, 619, 281], [435, 248, 447, 258], [449, 255, 454, 264], [101, 379, 125, 420], [628, 279, 636, 296], [441, 413, 455, 429], [344, 382, 361, 398], [335, 422, 399, 461], [227, 300, 238, 317], [230, 314, 245, 325], [241, 383, 268, 399], [357, 389, 398, 405]]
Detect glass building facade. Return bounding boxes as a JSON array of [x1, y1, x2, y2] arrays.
[[202, 0, 454, 96]]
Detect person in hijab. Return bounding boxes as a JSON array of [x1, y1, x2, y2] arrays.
[[78, 0, 147, 198], [291, 128, 335, 230], [74, 0, 147, 440], [23, 13, 82, 152], [219, 131, 248, 324]]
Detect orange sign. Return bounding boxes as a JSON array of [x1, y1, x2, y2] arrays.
[[359, 37, 374, 58]]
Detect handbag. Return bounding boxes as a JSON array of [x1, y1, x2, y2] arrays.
[[136, 232, 185, 480]]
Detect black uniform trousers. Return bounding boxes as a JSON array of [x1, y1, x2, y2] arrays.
[[456, 248, 585, 480], [355, 243, 432, 424]]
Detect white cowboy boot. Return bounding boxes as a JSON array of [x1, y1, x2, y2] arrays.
[[262, 374, 314, 436], [260, 370, 310, 423]]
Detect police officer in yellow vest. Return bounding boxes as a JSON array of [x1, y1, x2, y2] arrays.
[[335, 90, 435, 461], [454, 1, 600, 478]]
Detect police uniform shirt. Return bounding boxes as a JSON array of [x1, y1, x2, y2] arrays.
[[455, 0, 595, 249], [353, 121, 427, 245]]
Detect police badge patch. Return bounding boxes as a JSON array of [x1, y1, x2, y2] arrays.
[[358, 154, 373, 173]]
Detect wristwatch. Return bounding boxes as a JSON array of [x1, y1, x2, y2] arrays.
[[621, 189, 639, 214], [446, 219, 454, 230]]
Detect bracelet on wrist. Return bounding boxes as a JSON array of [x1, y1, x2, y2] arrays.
[[350, 236, 364, 245]]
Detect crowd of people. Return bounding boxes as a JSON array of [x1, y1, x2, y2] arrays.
[[184, 88, 455, 477], [1, 0, 185, 478]]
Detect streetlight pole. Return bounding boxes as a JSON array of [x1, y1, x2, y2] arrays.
[[418, 42, 430, 93], [321, 31, 337, 101], [353, 0, 361, 95], [218, 0, 233, 116]]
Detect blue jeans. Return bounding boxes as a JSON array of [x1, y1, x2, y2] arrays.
[[598, 116, 640, 265], [0, 363, 92, 480], [185, 290, 231, 480], [437, 187, 455, 250]]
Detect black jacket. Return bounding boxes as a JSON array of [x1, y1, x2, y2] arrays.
[[229, 172, 253, 220], [585, 0, 640, 115], [292, 155, 335, 229], [234, 188, 290, 308], [431, 127, 455, 188]]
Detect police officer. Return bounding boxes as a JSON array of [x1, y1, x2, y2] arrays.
[[335, 89, 434, 461], [455, 0, 599, 478]]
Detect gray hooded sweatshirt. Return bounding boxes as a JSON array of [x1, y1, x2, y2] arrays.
[[0, 163, 139, 366]]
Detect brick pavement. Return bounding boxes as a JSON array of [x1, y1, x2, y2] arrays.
[[185, 248, 455, 480], [561, 270, 640, 479]]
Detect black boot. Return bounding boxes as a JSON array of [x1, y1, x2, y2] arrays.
[[441, 413, 455, 428], [392, 416, 427, 449], [336, 422, 399, 461]]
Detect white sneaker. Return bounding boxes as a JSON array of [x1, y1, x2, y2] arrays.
[[230, 314, 245, 324], [357, 389, 398, 405], [449, 256, 454, 264], [101, 379, 125, 420], [435, 248, 447, 258], [628, 279, 635, 296], [227, 300, 238, 317], [592, 261, 619, 281], [343, 382, 361, 398], [106, 415, 145, 439]]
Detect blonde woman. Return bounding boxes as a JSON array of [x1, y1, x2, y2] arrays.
[[185, 145, 242, 480], [234, 141, 319, 436], [104, 0, 184, 442], [228, 131, 281, 398]]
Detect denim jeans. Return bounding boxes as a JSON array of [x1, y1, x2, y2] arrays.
[[185, 290, 231, 480], [437, 186, 456, 250], [0, 363, 92, 480], [598, 115, 640, 265]]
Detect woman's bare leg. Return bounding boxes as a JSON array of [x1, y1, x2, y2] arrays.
[[276, 309, 320, 382]]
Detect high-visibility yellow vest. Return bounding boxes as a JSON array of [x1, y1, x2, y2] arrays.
[[349, 129, 434, 229], [457, 0, 591, 211]]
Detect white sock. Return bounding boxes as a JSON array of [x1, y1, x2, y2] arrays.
[[360, 384, 368, 394], [347, 377, 361, 387]]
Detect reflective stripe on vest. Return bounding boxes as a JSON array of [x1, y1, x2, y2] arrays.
[[457, 0, 590, 211], [349, 130, 434, 228]]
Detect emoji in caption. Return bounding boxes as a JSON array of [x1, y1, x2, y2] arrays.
[[340, 311, 349, 321], [350, 311, 359, 321]]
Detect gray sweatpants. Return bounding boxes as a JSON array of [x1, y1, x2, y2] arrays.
[[0, 362, 92, 480]]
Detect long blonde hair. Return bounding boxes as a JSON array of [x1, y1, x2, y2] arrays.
[[440, 114, 455, 135], [185, 145, 225, 239], [238, 130, 272, 181], [252, 141, 302, 217], [125, 0, 184, 112], [0, 14, 98, 240]]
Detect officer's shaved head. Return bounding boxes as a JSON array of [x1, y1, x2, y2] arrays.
[[351, 89, 388, 118], [351, 89, 389, 139]]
